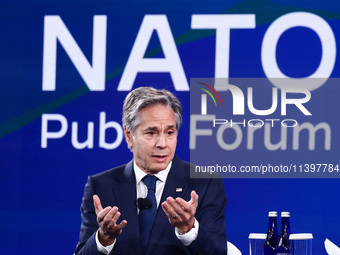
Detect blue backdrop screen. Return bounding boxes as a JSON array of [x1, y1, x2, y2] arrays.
[[0, 0, 339, 254]]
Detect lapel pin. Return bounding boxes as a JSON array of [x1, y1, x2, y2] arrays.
[[176, 188, 182, 192]]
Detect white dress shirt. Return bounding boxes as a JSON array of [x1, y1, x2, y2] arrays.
[[96, 161, 199, 254]]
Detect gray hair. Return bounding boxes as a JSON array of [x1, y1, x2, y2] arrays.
[[122, 87, 182, 135]]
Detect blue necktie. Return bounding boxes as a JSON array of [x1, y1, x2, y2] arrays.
[[139, 175, 157, 252]]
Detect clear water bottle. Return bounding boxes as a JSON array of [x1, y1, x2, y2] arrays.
[[264, 211, 278, 255], [276, 212, 291, 255]]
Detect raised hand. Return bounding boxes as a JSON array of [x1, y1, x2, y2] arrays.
[[161, 191, 199, 233], [93, 195, 127, 246]]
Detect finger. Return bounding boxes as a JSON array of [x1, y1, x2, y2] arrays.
[[117, 220, 128, 230], [161, 201, 174, 218], [102, 206, 118, 223], [105, 207, 120, 230], [164, 199, 181, 218], [189, 191, 199, 208], [175, 197, 189, 211], [169, 198, 187, 216], [166, 197, 179, 211], [93, 195, 103, 215], [111, 208, 121, 224], [113, 220, 127, 236], [109, 207, 127, 230], [97, 206, 112, 223]]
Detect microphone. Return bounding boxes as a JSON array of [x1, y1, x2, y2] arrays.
[[137, 198, 153, 209]]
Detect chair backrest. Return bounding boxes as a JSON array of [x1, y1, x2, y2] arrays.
[[227, 241, 242, 255]]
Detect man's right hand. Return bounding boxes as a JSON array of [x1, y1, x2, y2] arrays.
[[93, 195, 127, 246]]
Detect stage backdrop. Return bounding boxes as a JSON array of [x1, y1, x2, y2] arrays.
[[0, 0, 339, 254]]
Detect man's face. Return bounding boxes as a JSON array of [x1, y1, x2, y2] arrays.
[[124, 104, 178, 174]]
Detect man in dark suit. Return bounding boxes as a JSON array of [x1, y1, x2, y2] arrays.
[[75, 87, 228, 255]]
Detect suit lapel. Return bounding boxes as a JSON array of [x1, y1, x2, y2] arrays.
[[147, 156, 190, 254], [111, 161, 143, 255]]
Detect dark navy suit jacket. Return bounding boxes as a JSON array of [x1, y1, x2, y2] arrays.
[[75, 155, 228, 255]]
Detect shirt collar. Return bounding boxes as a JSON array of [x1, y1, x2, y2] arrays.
[[134, 160, 172, 184]]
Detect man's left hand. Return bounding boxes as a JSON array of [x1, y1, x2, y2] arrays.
[[161, 190, 199, 233]]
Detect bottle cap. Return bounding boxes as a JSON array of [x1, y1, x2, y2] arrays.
[[268, 211, 277, 217], [281, 212, 290, 217]]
